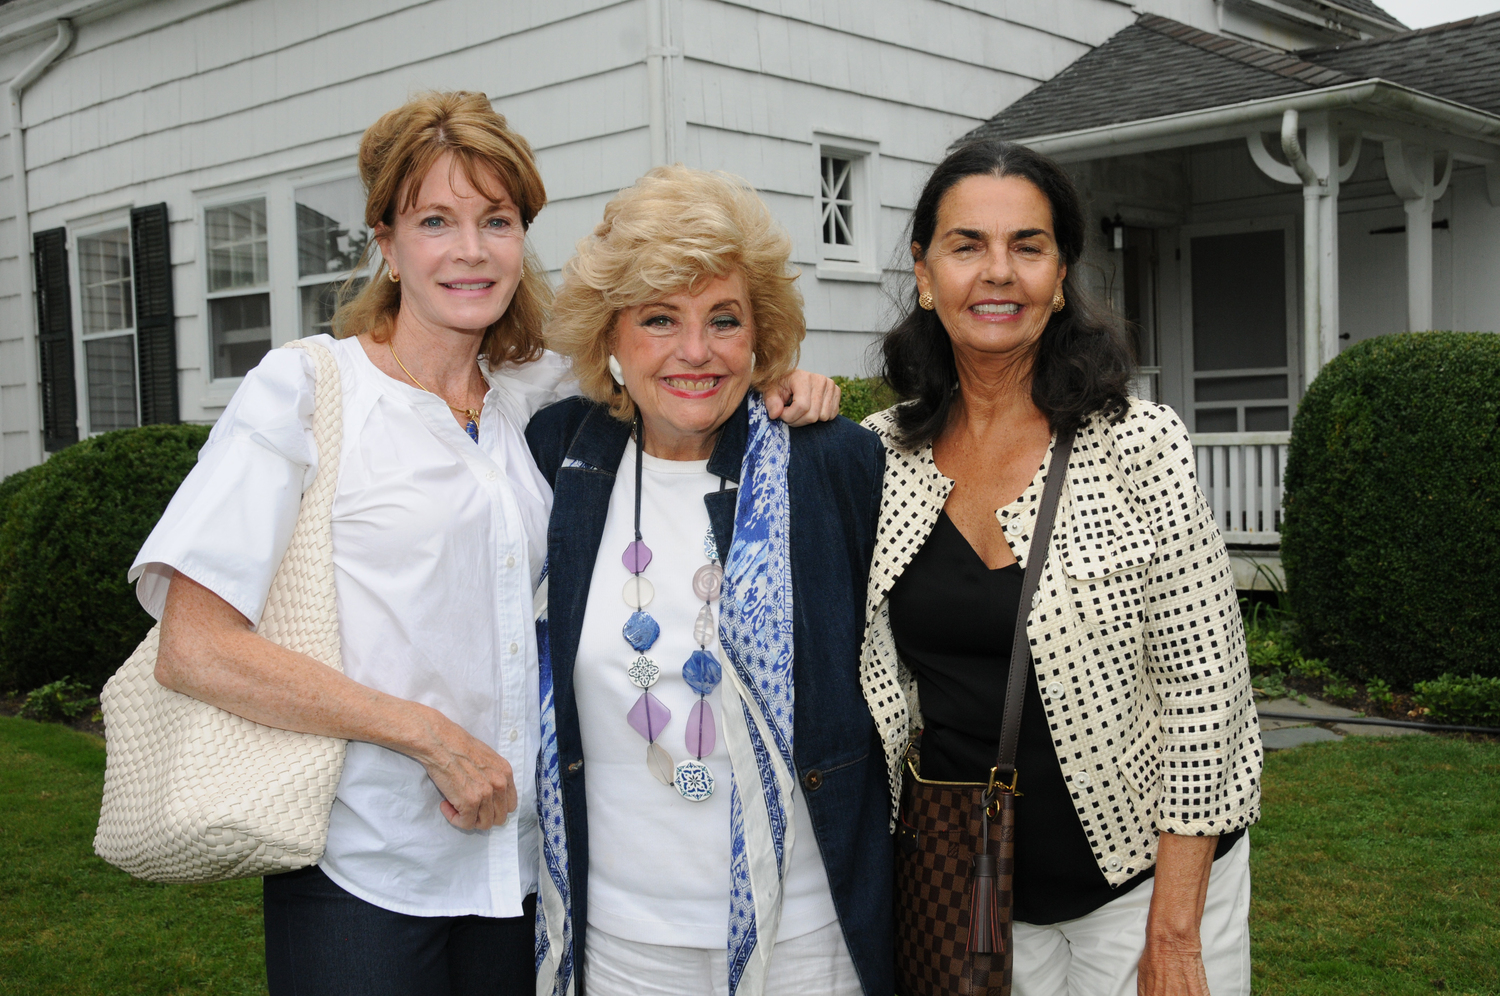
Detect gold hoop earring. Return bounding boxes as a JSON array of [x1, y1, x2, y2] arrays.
[[1051, 288, 1065, 313], [389, 270, 400, 284], [919, 291, 934, 311]]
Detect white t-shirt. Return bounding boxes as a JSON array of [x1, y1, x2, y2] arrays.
[[575, 440, 838, 948], [131, 334, 572, 919]]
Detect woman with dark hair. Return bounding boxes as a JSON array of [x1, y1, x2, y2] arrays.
[[861, 140, 1261, 996]]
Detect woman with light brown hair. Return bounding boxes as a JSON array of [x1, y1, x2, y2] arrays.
[[127, 93, 838, 996]]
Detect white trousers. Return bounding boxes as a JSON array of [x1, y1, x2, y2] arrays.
[[585, 919, 862, 996], [1013, 835, 1252, 996]]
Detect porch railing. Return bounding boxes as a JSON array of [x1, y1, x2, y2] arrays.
[[1191, 432, 1290, 546]]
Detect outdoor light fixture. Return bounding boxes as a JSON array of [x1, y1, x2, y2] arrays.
[[1101, 213, 1124, 250]]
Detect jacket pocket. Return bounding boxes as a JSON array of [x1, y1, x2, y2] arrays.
[[1056, 483, 1156, 581]]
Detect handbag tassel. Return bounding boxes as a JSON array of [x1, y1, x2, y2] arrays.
[[967, 851, 1001, 954]]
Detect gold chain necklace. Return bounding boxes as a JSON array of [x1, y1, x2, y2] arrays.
[[388, 342, 482, 443]]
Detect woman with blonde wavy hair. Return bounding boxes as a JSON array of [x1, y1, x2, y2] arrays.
[[127, 93, 838, 996], [527, 166, 891, 996]]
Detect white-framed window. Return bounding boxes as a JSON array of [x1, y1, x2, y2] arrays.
[[812, 134, 881, 282], [295, 175, 370, 338], [204, 197, 272, 380], [199, 168, 371, 390], [72, 221, 139, 435]]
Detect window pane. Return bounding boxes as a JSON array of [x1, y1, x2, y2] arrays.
[[1195, 408, 1238, 433], [211, 293, 272, 378], [79, 228, 134, 334], [206, 199, 269, 291], [86, 334, 138, 432], [1245, 406, 1290, 431], [820, 155, 855, 247], [300, 277, 366, 338], [1190, 230, 1286, 371], [1195, 374, 1287, 402], [296, 177, 371, 277]]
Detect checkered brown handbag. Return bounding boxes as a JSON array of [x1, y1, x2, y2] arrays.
[[892, 428, 1074, 996]]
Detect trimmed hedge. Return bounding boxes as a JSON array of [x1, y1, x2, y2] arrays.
[[833, 375, 898, 425], [1281, 332, 1500, 687], [0, 424, 210, 694]]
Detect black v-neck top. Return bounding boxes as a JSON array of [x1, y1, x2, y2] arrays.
[[888, 511, 1154, 924]]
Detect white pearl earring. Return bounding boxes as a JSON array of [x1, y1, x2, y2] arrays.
[[608, 354, 625, 386]]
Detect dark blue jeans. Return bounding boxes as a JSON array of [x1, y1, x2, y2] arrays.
[[262, 865, 535, 996]]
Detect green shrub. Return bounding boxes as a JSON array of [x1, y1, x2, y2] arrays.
[[0, 424, 210, 694], [833, 376, 898, 425], [0, 464, 46, 531], [1282, 332, 1500, 687], [1411, 673, 1500, 726], [1365, 677, 1395, 711], [18, 676, 98, 723]]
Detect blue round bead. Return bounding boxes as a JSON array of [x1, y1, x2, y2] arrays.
[[622, 610, 660, 652], [682, 649, 723, 695]]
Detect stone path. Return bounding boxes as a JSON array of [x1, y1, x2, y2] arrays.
[[1257, 695, 1428, 750]]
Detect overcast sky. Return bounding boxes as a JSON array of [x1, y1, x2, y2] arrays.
[[1377, 0, 1500, 27]]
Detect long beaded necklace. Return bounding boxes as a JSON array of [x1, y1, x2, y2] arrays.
[[620, 417, 725, 802], [388, 342, 483, 442]]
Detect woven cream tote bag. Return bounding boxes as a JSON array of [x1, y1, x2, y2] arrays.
[[95, 339, 347, 883]]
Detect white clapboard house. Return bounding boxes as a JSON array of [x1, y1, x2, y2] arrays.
[[1, 1, 1497, 578]]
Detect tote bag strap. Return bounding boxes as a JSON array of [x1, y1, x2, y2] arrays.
[[992, 425, 1075, 786]]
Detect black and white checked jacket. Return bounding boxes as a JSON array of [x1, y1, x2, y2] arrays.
[[859, 400, 1262, 885]]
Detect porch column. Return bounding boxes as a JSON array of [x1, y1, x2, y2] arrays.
[[1305, 118, 1354, 367], [1248, 110, 1348, 389], [1383, 141, 1453, 331]]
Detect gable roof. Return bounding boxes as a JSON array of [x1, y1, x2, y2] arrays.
[[1327, 0, 1405, 28], [965, 11, 1500, 145], [1302, 13, 1500, 117]]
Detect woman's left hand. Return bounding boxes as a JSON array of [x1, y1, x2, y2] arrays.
[[766, 369, 842, 426], [1137, 937, 1210, 996], [1138, 832, 1217, 996]]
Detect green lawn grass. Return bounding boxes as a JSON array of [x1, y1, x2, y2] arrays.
[[0, 716, 264, 995], [1250, 735, 1500, 995], [1, 717, 1496, 995]]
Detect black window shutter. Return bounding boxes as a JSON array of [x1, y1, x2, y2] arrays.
[[130, 203, 179, 425], [33, 227, 78, 451]]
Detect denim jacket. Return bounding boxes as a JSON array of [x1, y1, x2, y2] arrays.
[[525, 395, 891, 996]]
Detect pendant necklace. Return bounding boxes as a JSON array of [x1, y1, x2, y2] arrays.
[[388, 342, 482, 442], [619, 416, 724, 801]]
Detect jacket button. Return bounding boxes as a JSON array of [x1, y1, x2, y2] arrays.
[[1073, 771, 1091, 788], [802, 769, 823, 792], [1046, 681, 1064, 699], [1106, 855, 1122, 871]]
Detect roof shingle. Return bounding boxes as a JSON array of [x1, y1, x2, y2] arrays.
[[964, 16, 1349, 144], [964, 11, 1500, 145], [1303, 12, 1500, 116]]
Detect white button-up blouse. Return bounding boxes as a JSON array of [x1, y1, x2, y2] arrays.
[[130, 333, 572, 918]]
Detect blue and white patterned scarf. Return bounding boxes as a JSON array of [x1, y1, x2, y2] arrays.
[[536, 395, 794, 996]]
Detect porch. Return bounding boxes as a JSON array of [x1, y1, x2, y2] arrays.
[[960, 13, 1500, 572]]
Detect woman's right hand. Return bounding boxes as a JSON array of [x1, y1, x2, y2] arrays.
[[410, 706, 519, 831], [158, 572, 519, 831]]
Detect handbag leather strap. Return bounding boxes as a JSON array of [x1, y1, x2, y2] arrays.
[[993, 425, 1075, 784]]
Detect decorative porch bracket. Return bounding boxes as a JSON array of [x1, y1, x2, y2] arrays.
[[1383, 140, 1453, 332], [1247, 109, 1357, 387]]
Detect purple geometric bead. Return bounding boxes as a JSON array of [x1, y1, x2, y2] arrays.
[[622, 540, 653, 574], [685, 699, 716, 758], [627, 692, 671, 742]]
